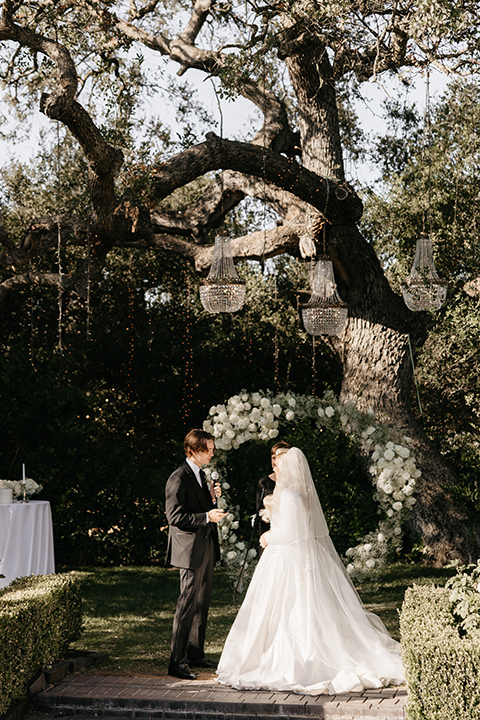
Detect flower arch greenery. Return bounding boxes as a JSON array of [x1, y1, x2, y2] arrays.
[[203, 389, 420, 585]]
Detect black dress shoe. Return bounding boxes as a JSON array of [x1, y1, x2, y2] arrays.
[[187, 657, 217, 669], [168, 661, 198, 679]]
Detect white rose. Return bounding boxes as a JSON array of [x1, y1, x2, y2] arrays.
[[250, 408, 261, 421], [285, 410, 295, 421], [347, 564, 355, 574], [387, 509, 394, 517], [317, 407, 325, 418], [241, 393, 249, 402], [364, 543, 372, 552], [226, 429, 235, 439], [265, 412, 275, 423], [251, 393, 261, 405], [209, 406, 217, 415], [384, 449, 395, 461], [414, 469, 422, 478], [393, 526, 402, 535], [392, 501, 403, 512], [243, 402, 251, 411], [382, 483, 393, 495], [371, 451, 380, 461], [377, 533, 385, 542], [248, 548, 257, 559], [231, 521, 239, 529], [272, 404, 282, 416], [229, 534, 237, 544], [340, 414, 348, 425], [268, 429, 279, 438], [248, 423, 257, 433], [218, 411, 228, 423], [345, 547, 354, 556], [386, 441, 395, 450], [325, 406, 335, 417], [260, 397, 271, 409], [366, 559, 375, 568], [236, 542, 245, 550], [403, 485, 414, 496], [288, 397, 296, 408], [366, 426, 376, 435], [227, 513, 235, 521], [227, 551, 237, 560], [394, 457, 404, 466], [393, 491, 405, 502]]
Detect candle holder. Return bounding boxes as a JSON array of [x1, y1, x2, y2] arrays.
[[21, 480, 29, 503]]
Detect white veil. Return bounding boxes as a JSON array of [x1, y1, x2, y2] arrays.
[[273, 446, 329, 541], [270, 446, 393, 619]]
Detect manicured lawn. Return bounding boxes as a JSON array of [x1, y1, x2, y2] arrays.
[[71, 563, 454, 675]]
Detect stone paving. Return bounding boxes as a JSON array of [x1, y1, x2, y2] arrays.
[[33, 673, 407, 720]]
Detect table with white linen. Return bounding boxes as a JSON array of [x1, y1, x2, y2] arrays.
[[0, 500, 55, 590]]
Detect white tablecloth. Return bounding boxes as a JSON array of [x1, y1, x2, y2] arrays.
[[0, 500, 55, 590]]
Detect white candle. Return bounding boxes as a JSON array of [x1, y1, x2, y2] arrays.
[[22, 464, 26, 483]]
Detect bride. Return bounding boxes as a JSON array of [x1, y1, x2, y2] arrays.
[[216, 447, 405, 695]]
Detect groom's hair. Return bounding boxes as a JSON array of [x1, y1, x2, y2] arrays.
[[184, 429, 214, 456]]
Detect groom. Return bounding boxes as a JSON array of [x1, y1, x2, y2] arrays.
[[165, 429, 226, 680]]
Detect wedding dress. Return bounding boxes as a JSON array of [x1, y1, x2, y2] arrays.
[[216, 447, 405, 695]]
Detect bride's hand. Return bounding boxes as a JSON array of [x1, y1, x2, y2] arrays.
[[260, 532, 270, 548]]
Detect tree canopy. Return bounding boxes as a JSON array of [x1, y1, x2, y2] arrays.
[[1, 0, 480, 565]]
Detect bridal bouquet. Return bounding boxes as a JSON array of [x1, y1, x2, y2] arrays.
[[0, 477, 43, 499]]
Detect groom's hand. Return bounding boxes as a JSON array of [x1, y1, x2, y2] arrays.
[[208, 508, 228, 523]]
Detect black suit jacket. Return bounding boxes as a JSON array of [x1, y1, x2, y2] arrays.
[[165, 461, 220, 570]]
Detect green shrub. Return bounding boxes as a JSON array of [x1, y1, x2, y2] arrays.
[[400, 584, 480, 720], [0, 572, 83, 716]]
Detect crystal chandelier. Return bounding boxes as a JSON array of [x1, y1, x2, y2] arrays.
[[199, 236, 246, 313], [402, 233, 447, 312], [301, 256, 348, 336]]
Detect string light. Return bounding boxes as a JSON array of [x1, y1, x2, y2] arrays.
[[181, 271, 194, 426]]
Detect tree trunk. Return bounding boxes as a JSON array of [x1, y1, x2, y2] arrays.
[[282, 27, 480, 564]]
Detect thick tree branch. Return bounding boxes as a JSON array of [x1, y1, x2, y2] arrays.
[[151, 133, 362, 224]]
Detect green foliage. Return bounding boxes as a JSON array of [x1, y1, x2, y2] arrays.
[[0, 572, 83, 716], [361, 78, 480, 520], [445, 561, 480, 637], [414, 294, 480, 511], [0, 247, 342, 566], [400, 584, 480, 720], [362, 79, 480, 291]]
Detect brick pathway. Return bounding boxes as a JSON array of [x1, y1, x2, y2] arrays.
[[34, 673, 407, 720]]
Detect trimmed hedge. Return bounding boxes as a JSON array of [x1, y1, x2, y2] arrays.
[[400, 584, 480, 720], [0, 572, 83, 716]]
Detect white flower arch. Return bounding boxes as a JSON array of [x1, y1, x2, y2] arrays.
[[203, 389, 420, 580]]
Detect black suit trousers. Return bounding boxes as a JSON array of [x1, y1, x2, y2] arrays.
[[171, 535, 215, 663]]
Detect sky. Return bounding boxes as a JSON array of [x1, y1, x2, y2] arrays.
[[0, 52, 450, 189]]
